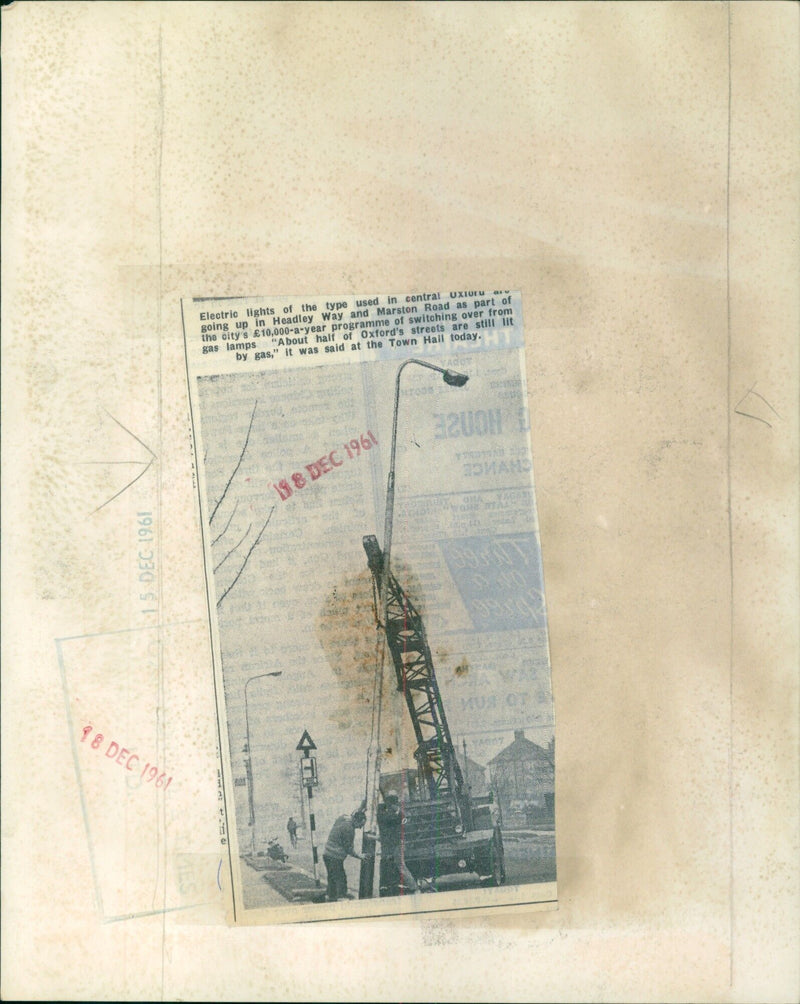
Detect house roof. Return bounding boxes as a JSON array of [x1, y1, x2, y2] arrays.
[[488, 731, 554, 767], [455, 753, 486, 776]]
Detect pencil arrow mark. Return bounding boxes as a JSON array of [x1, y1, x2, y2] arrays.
[[78, 410, 157, 514], [734, 382, 781, 430]]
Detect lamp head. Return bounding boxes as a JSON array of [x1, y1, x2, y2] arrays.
[[443, 369, 469, 387]]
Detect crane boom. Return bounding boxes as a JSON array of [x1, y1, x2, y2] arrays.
[[360, 534, 504, 892], [363, 535, 465, 807]]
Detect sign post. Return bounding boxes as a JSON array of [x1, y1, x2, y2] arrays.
[[296, 730, 320, 887]]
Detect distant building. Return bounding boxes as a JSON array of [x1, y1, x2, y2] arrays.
[[488, 729, 555, 827], [455, 751, 489, 796]]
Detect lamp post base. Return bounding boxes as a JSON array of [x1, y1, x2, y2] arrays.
[[358, 833, 377, 898]]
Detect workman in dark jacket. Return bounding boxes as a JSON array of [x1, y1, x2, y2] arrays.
[[377, 793, 419, 896], [323, 808, 365, 901]]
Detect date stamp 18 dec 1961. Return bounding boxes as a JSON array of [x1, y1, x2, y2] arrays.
[[80, 724, 173, 790]]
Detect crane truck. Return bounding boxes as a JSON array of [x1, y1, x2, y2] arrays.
[[362, 534, 506, 890]]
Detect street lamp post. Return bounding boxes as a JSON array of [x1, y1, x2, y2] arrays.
[[244, 670, 283, 856], [359, 359, 469, 898]]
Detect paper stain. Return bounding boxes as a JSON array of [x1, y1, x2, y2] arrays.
[[315, 556, 424, 761]]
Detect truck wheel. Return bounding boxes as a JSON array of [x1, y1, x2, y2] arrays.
[[481, 832, 505, 887]]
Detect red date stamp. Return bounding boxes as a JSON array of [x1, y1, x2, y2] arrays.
[[271, 430, 378, 501], [80, 724, 173, 790]]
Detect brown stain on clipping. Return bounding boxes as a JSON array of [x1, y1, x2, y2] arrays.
[[315, 557, 423, 760], [454, 658, 469, 677]]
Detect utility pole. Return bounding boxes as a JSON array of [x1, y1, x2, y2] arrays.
[[243, 671, 282, 855], [359, 359, 469, 899]]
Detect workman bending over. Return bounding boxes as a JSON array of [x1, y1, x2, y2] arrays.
[[323, 808, 365, 901]]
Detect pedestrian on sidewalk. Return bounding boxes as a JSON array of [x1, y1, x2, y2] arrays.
[[286, 816, 298, 849]]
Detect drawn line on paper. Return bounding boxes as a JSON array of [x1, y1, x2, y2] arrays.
[[89, 459, 155, 513], [217, 859, 223, 891], [209, 399, 258, 524], [102, 905, 210, 925], [408, 486, 533, 500], [746, 387, 780, 417], [293, 897, 558, 927], [155, 31, 168, 996], [57, 620, 205, 923], [216, 506, 275, 608], [57, 637, 105, 920], [55, 618, 202, 644], [733, 409, 771, 428], [181, 300, 239, 924], [193, 295, 246, 302], [89, 409, 157, 515], [733, 382, 781, 428], [725, 2, 734, 989]]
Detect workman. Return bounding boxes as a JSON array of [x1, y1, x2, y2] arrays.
[[377, 793, 420, 896], [323, 808, 365, 901]]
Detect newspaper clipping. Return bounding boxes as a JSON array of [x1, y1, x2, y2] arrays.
[[182, 290, 556, 923]]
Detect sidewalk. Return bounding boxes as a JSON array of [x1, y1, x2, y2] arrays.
[[244, 853, 327, 904], [240, 856, 296, 910]]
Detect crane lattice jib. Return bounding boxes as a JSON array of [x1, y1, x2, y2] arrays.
[[363, 535, 464, 801]]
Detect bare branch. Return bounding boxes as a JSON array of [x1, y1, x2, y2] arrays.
[[217, 506, 275, 608], [213, 522, 252, 574], [209, 400, 258, 525], [211, 499, 239, 546]]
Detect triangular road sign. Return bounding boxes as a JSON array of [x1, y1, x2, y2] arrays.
[[296, 729, 317, 752]]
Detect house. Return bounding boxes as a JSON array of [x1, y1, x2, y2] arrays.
[[487, 729, 555, 826], [455, 751, 490, 796]]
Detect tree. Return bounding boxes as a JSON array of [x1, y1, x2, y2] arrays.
[[207, 400, 274, 608]]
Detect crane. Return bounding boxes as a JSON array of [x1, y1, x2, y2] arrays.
[[361, 534, 505, 893]]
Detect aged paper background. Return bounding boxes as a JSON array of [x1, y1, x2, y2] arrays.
[[2, 2, 797, 1001]]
